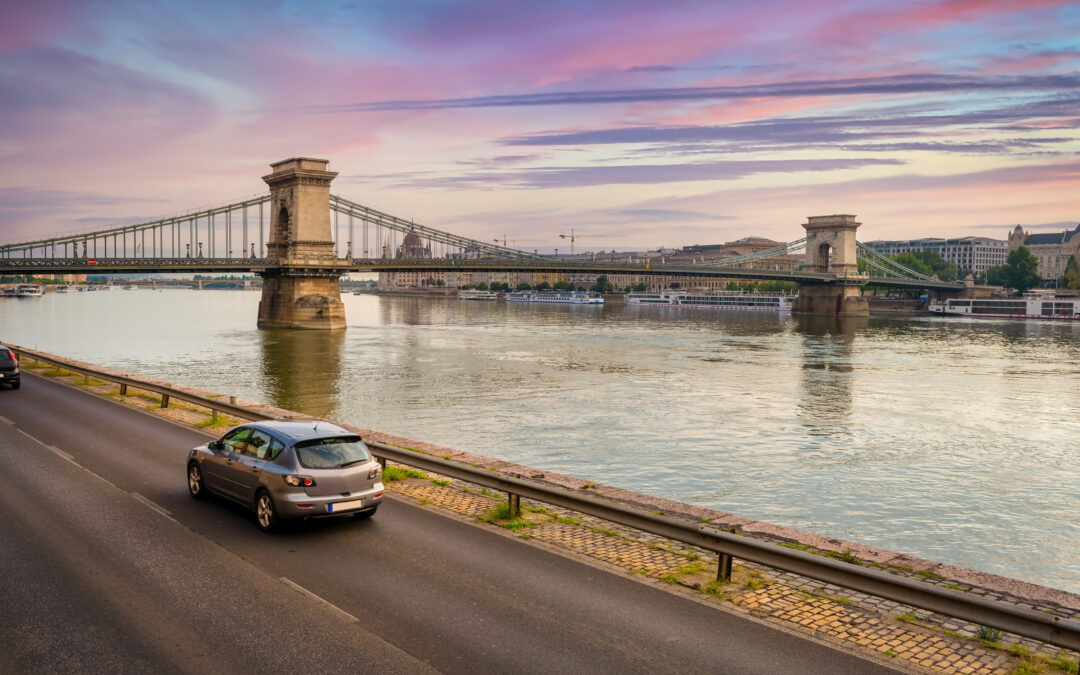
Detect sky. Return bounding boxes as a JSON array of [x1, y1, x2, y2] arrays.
[[1, 0, 1079, 251]]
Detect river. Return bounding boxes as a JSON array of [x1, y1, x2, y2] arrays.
[[2, 288, 1077, 592]]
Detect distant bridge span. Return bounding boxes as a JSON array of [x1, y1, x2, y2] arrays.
[[0, 156, 964, 327]]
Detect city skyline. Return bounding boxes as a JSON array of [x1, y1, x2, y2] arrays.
[[1, 0, 1078, 250]]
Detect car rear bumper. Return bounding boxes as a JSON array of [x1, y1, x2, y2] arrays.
[[273, 482, 384, 519]]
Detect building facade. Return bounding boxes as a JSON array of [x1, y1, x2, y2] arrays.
[[862, 237, 1007, 275], [1007, 224, 1080, 284]]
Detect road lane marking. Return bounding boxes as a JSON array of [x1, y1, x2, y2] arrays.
[[131, 492, 177, 523], [48, 445, 75, 461], [279, 577, 359, 624], [0, 415, 12, 425]]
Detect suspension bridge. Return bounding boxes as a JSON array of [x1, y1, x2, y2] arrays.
[[0, 157, 964, 328]]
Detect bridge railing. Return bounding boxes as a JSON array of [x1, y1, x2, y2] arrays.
[[8, 344, 1078, 651]]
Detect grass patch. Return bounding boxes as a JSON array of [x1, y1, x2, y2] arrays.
[[679, 551, 701, 561], [581, 482, 597, 489], [1055, 652, 1079, 675], [1009, 644, 1031, 658], [461, 487, 473, 494], [943, 583, 965, 591], [554, 515, 581, 525], [700, 581, 730, 600], [479, 501, 535, 531], [399, 445, 425, 454], [896, 610, 920, 624], [826, 549, 862, 565], [429, 478, 451, 487], [888, 563, 913, 573], [631, 568, 648, 576], [661, 574, 680, 585], [803, 592, 853, 605], [780, 542, 810, 552], [195, 418, 231, 429], [42, 368, 70, 378], [383, 465, 426, 482], [942, 629, 965, 639], [882, 650, 897, 658], [915, 569, 942, 579], [593, 527, 618, 537], [418, 498, 431, 505], [743, 570, 771, 591]]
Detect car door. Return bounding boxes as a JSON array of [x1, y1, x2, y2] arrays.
[[202, 427, 252, 496], [232, 429, 275, 503]]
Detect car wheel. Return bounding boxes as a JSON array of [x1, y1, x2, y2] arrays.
[[187, 462, 208, 499], [255, 490, 279, 532], [352, 505, 378, 520]]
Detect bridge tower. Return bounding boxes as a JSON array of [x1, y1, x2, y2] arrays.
[[792, 214, 869, 316], [257, 158, 346, 330]]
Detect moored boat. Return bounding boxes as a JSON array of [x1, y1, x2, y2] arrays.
[[14, 283, 43, 298], [504, 290, 603, 305], [929, 291, 1080, 320], [457, 289, 500, 300], [627, 290, 794, 311]]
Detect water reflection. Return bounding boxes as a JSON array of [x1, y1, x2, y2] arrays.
[[795, 316, 867, 435], [258, 328, 344, 418]]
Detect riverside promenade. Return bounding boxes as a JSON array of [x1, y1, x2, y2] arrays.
[[10, 348, 1080, 675]]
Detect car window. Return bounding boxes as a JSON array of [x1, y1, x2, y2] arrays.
[[0, 349, 13, 362], [221, 427, 252, 453], [294, 436, 371, 469], [247, 430, 273, 459], [267, 439, 285, 462]]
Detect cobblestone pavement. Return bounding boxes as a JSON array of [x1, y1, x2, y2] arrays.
[[389, 472, 1079, 675]]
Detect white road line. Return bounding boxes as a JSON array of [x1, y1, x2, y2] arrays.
[[0, 415, 12, 425], [48, 445, 75, 461], [131, 492, 175, 521], [280, 577, 360, 624]]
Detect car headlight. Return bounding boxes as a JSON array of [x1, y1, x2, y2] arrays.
[[367, 465, 381, 480]]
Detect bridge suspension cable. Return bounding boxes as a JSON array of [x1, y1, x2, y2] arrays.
[[329, 194, 548, 261], [855, 242, 936, 281], [0, 193, 275, 261]]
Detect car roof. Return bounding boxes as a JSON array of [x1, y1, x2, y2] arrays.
[[250, 419, 355, 442]]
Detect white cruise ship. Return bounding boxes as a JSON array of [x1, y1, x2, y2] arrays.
[[14, 283, 44, 298], [627, 290, 794, 311], [504, 290, 603, 305], [457, 289, 501, 300], [929, 292, 1079, 320]]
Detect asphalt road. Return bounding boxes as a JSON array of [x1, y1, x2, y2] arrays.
[[0, 372, 903, 674]]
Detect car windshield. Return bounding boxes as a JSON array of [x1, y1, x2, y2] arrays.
[[294, 436, 371, 469], [0, 350, 13, 362]]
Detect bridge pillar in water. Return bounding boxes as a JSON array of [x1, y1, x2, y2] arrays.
[[792, 214, 869, 317], [257, 158, 346, 330]]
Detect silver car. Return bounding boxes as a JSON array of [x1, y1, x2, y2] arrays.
[[187, 419, 384, 532]]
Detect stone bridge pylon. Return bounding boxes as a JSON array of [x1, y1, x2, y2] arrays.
[[257, 158, 346, 329], [791, 214, 869, 317]]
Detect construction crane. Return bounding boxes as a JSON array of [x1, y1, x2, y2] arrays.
[[558, 228, 589, 255]]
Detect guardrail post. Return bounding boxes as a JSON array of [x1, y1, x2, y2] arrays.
[[211, 408, 218, 423], [508, 493, 521, 517], [378, 456, 387, 470], [119, 383, 127, 396], [717, 551, 733, 582], [160, 394, 170, 409]]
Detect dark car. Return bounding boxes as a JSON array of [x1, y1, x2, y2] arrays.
[[187, 419, 384, 532], [0, 345, 20, 389]]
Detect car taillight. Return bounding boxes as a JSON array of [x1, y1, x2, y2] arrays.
[[284, 475, 317, 487]]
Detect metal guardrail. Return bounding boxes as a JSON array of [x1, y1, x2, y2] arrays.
[[10, 345, 1079, 651], [10, 346, 273, 424]]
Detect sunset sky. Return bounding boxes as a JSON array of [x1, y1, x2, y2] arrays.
[[1, 0, 1078, 250]]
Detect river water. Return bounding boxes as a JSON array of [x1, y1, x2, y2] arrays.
[[2, 289, 1078, 592]]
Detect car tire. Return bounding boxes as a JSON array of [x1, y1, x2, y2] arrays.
[[255, 490, 279, 532], [352, 505, 378, 520], [187, 462, 207, 499]]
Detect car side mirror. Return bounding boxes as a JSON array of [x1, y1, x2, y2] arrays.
[[208, 440, 223, 451]]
